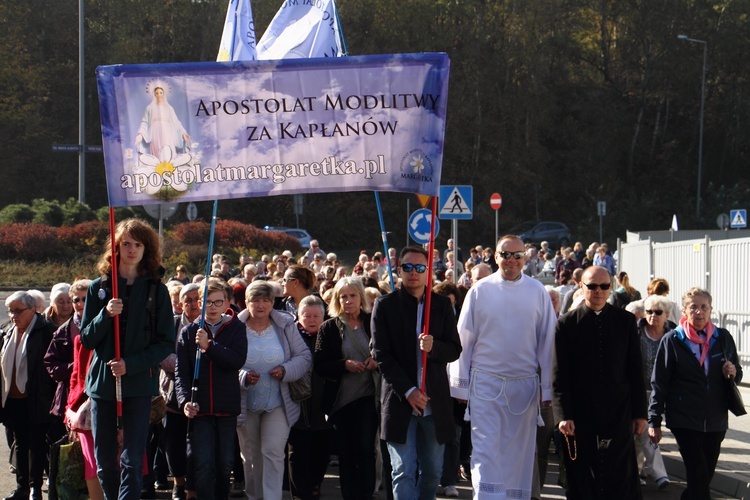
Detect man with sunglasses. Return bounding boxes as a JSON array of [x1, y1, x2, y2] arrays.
[[552, 266, 647, 499], [448, 235, 557, 499], [372, 246, 462, 499]]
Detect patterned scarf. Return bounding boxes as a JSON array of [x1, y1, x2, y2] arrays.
[[679, 316, 716, 367]]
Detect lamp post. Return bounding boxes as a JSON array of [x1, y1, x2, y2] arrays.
[[677, 34, 707, 220]]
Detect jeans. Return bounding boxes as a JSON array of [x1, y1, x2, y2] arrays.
[[387, 414, 445, 500], [91, 396, 152, 500], [187, 415, 237, 500]]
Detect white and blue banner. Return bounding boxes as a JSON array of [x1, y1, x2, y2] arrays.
[[217, 0, 257, 62], [96, 53, 450, 207], [257, 0, 343, 60]]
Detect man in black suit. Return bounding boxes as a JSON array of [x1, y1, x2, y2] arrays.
[[372, 246, 462, 499]]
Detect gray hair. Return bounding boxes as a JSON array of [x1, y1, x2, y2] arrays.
[[180, 283, 201, 300], [27, 290, 46, 311], [544, 285, 561, 301], [625, 300, 645, 316], [299, 295, 326, 316], [644, 294, 672, 312], [245, 280, 278, 302], [6, 291, 37, 309]]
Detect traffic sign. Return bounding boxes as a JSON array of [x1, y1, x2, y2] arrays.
[[730, 209, 747, 229], [52, 144, 82, 153], [597, 201, 606, 216], [438, 185, 473, 220], [408, 209, 439, 245], [490, 193, 502, 210], [416, 195, 431, 208], [716, 214, 730, 230]]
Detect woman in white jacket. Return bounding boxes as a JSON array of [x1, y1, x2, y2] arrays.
[[237, 281, 312, 500]]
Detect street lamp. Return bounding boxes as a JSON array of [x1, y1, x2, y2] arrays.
[[677, 34, 707, 220]]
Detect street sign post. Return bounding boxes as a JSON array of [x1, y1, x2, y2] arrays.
[[597, 201, 606, 243], [490, 193, 502, 244]]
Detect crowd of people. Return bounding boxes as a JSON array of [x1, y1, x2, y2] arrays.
[[0, 225, 743, 500]]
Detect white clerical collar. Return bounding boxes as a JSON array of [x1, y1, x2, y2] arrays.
[[499, 273, 523, 283]]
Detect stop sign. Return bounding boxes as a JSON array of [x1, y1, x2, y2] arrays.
[[490, 193, 502, 210]]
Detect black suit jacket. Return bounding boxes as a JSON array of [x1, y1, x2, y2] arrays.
[[371, 288, 461, 445]]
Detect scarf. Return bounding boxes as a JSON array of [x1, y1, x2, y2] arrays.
[[1, 315, 36, 405], [679, 316, 716, 367]]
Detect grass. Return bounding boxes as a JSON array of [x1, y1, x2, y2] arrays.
[[0, 258, 99, 288]]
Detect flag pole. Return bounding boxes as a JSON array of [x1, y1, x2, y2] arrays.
[[108, 207, 123, 430], [191, 200, 219, 407], [420, 196, 438, 394], [374, 192, 396, 290]]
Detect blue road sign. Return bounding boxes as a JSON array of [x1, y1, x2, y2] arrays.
[[408, 209, 440, 245], [438, 185, 473, 220], [730, 209, 747, 229]]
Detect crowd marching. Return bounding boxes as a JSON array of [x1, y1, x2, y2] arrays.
[[0, 220, 743, 500]]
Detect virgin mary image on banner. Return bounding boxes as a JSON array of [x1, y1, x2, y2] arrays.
[[130, 80, 197, 200]]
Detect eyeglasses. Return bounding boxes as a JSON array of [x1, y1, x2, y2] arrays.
[[582, 282, 611, 291], [688, 304, 711, 312], [400, 263, 427, 274], [72, 297, 86, 304], [8, 307, 30, 316], [497, 251, 525, 260], [282, 277, 297, 283], [203, 299, 225, 307], [645, 309, 664, 316]]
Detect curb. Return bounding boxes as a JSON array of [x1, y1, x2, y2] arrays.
[[664, 455, 750, 499]]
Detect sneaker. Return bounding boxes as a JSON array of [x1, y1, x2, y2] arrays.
[[155, 479, 171, 490], [656, 477, 670, 489], [639, 478, 646, 486], [444, 485, 459, 497]]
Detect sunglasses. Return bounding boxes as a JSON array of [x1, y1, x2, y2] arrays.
[[497, 251, 525, 260], [645, 309, 664, 316], [72, 297, 86, 304], [582, 282, 611, 291], [400, 263, 427, 274], [282, 277, 297, 283]]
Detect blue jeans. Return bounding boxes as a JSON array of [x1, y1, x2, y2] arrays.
[[91, 396, 151, 500], [187, 415, 237, 500], [387, 414, 445, 500]]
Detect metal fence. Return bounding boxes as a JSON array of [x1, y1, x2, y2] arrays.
[[618, 235, 750, 372]]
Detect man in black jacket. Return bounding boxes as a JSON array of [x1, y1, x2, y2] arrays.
[[1, 292, 56, 500], [372, 246, 462, 499]]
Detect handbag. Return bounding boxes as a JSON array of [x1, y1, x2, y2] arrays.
[[49, 434, 87, 500], [289, 370, 312, 402], [65, 398, 92, 431], [720, 334, 747, 417], [150, 395, 167, 424]]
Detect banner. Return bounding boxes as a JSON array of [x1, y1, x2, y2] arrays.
[[217, 0, 257, 62], [257, 0, 343, 59], [96, 53, 450, 207]]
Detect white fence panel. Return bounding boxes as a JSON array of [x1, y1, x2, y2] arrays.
[[617, 239, 652, 295], [652, 238, 708, 304]]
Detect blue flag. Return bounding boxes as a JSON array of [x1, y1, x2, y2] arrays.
[[217, 0, 257, 61], [257, 0, 344, 59]]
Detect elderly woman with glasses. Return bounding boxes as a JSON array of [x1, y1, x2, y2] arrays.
[[314, 278, 379, 500], [649, 287, 742, 499], [634, 295, 675, 490], [237, 281, 312, 500]]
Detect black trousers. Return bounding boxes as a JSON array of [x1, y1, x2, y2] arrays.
[[287, 427, 331, 499], [330, 397, 377, 500], [671, 428, 725, 500], [4, 398, 49, 491]]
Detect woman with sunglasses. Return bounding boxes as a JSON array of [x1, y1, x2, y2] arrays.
[[649, 288, 742, 500], [277, 265, 319, 319], [314, 277, 378, 499], [634, 295, 675, 490]]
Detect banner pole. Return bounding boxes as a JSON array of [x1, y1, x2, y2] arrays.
[[191, 200, 219, 407], [420, 196, 438, 394], [108, 207, 123, 430], [374, 192, 396, 290]]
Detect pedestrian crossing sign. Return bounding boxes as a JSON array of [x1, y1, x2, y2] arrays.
[[438, 185, 473, 220], [730, 209, 747, 229]]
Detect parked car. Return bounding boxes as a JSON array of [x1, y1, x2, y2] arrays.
[[508, 221, 572, 248], [264, 226, 313, 248]]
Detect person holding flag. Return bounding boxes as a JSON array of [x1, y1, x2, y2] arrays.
[[80, 219, 175, 499], [372, 246, 461, 499]]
